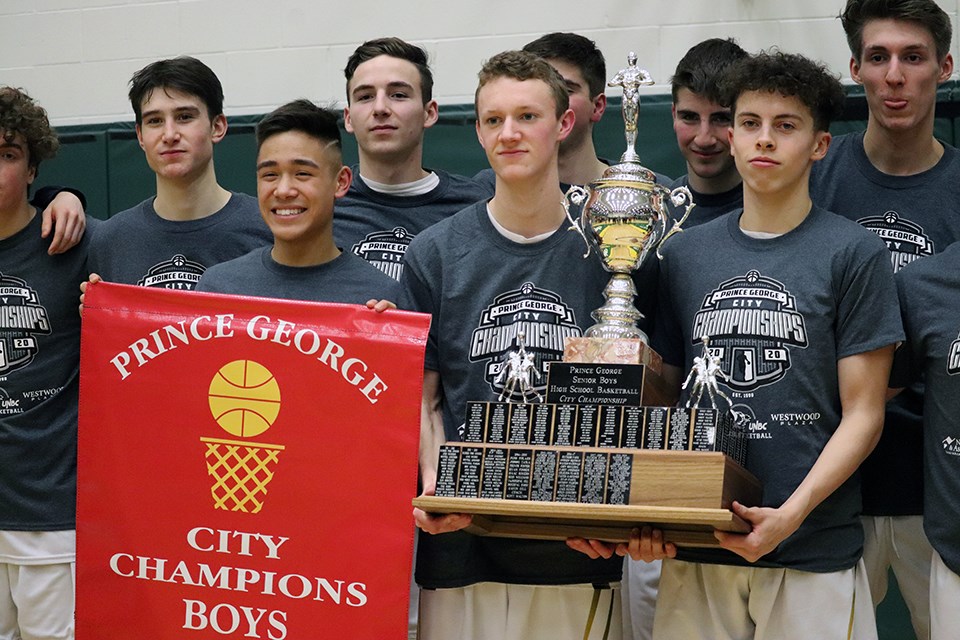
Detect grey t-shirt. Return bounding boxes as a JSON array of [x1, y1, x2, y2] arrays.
[[196, 247, 398, 304], [653, 206, 902, 572], [891, 241, 960, 575], [811, 132, 960, 516], [399, 200, 655, 588], [0, 212, 94, 530], [89, 192, 272, 290], [668, 175, 743, 228], [334, 167, 492, 281]]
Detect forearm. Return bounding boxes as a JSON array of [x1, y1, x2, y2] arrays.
[[779, 347, 892, 526], [419, 369, 445, 488]]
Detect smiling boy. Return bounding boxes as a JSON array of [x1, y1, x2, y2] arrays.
[[86, 57, 271, 291], [668, 38, 749, 226], [196, 100, 396, 304], [401, 50, 632, 640], [583, 51, 902, 639], [809, 3, 960, 635]]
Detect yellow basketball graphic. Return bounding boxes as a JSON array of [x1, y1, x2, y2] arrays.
[[208, 360, 281, 438]]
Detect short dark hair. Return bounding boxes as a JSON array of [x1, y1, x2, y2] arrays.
[[256, 99, 342, 158], [475, 50, 570, 118], [344, 37, 434, 103], [523, 32, 607, 98], [671, 38, 749, 104], [720, 50, 845, 132], [0, 86, 59, 173], [840, 0, 952, 61], [128, 56, 224, 125]]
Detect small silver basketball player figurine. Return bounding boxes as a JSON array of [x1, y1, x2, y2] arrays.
[[607, 52, 654, 163], [683, 336, 733, 410], [496, 331, 543, 403]]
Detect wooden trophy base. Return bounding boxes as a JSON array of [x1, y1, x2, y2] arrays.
[[417, 450, 760, 547], [413, 497, 747, 547]]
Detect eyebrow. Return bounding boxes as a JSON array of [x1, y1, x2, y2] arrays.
[[737, 111, 804, 121], [676, 109, 730, 117], [256, 158, 322, 171], [863, 42, 931, 54], [0, 140, 25, 152], [140, 105, 202, 119], [351, 80, 415, 95]]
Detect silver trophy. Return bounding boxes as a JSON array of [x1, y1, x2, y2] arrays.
[[683, 336, 733, 411], [495, 331, 543, 403], [564, 53, 695, 343]]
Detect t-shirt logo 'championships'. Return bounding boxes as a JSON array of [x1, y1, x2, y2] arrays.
[[0, 273, 51, 375], [469, 282, 581, 401], [138, 254, 206, 290], [948, 331, 960, 376], [858, 211, 934, 273], [352, 227, 413, 281], [691, 270, 808, 392]]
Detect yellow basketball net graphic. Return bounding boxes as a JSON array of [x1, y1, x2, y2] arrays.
[[200, 360, 285, 514]]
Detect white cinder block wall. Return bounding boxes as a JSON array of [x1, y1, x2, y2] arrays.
[[1, 0, 957, 127]]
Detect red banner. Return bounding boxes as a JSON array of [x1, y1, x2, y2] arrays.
[[76, 282, 430, 639]]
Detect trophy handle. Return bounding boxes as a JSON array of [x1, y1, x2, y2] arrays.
[[657, 185, 696, 259], [562, 185, 593, 258]]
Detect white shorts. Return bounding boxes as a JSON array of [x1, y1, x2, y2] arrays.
[[930, 551, 960, 640], [860, 515, 930, 640], [419, 581, 621, 640], [621, 558, 659, 640], [652, 559, 877, 640], [0, 562, 75, 640]]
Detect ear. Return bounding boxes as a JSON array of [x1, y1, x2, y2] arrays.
[[557, 107, 575, 141], [849, 56, 863, 85], [423, 99, 439, 130], [812, 130, 831, 161], [727, 125, 735, 150], [343, 106, 354, 134], [26, 164, 36, 186], [210, 114, 228, 144], [591, 93, 606, 123], [938, 53, 954, 83], [335, 165, 352, 198], [475, 119, 485, 149], [136, 124, 145, 151]]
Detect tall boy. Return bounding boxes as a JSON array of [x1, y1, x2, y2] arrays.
[[401, 50, 635, 640], [810, 3, 959, 634], [0, 87, 93, 640], [608, 51, 902, 639], [890, 242, 960, 640], [337, 37, 490, 281], [196, 99, 397, 304], [87, 56, 271, 289]]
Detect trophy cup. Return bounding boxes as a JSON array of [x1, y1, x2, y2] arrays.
[[563, 52, 695, 354]]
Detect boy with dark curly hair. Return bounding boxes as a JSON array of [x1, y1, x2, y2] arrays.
[[0, 86, 94, 640], [573, 51, 902, 640]]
